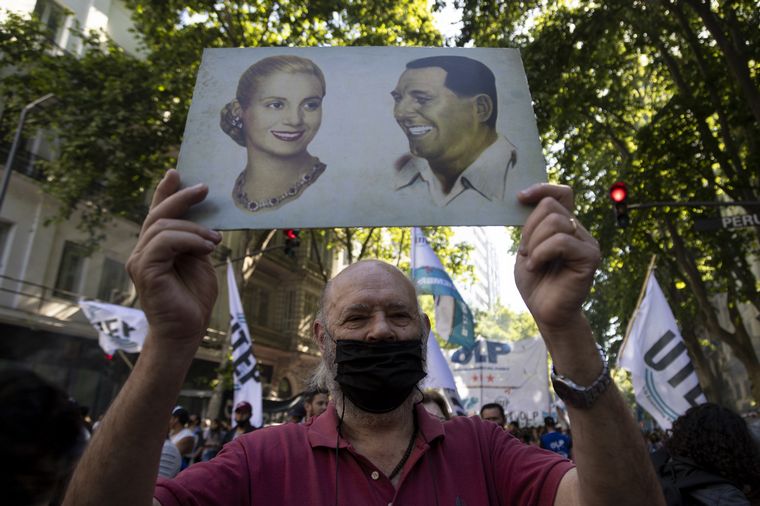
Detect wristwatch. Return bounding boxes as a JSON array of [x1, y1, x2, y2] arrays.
[[551, 344, 611, 409]]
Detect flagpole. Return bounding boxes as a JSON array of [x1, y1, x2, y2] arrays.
[[618, 254, 658, 359], [117, 350, 134, 370]]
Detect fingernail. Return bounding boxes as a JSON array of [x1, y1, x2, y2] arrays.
[[204, 240, 215, 251], [212, 230, 222, 242], [191, 183, 206, 190]]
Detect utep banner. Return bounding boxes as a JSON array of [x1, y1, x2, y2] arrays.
[[618, 272, 706, 430], [227, 262, 263, 428], [79, 300, 148, 355], [448, 337, 552, 427], [411, 227, 474, 347]]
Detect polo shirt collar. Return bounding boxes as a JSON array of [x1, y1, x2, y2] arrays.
[[307, 402, 445, 449], [394, 135, 517, 206]]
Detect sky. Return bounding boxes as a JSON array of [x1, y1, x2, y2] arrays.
[[452, 226, 529, 314]]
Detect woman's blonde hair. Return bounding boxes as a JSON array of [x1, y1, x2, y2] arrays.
[[220, 55, 326, 146]]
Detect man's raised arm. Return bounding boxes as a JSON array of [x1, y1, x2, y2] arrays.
[[515, 183, 664, 506], [63, 170, 221, 506]]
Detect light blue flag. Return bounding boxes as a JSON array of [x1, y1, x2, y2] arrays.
[[411, 228, 475, 348]]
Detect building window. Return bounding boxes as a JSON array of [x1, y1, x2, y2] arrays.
[[277, 377, 292, 399], [97, 257, 131, 303], [0, 221, 12, 270], [248, 287, 270, 327], [34, 0, 68, 47], [54, 241, 87, 299], [282, 290, 296, 330]]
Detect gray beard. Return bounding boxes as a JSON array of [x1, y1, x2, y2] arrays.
[[309, 326, 428, 425]]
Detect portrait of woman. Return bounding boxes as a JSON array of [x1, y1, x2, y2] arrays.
[[220, 55, 326, 213]]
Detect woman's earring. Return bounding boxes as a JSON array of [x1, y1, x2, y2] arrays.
[[231, 115, 243, 129]]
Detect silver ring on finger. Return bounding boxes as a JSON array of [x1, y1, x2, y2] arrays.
[[569, 217, 579, 236]]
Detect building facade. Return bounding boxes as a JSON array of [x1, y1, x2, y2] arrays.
[[0, 1, 342, 422]]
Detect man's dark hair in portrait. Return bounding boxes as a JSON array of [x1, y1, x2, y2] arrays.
[[406, 56, 499, 129]]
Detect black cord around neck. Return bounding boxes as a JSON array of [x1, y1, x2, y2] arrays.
[[388, 412, 417, 481]]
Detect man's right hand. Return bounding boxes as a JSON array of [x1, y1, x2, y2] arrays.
[[126, 169, 221, 352]]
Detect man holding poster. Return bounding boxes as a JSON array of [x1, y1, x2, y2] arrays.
[[64, 172, 663, 506]]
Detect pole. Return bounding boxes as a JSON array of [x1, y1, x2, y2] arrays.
[[0, 93, 56, 214], [617, 254, 658, 362]]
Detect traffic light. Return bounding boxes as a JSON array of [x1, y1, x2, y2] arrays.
[[283, 229, 301, 257], [609, 182, 629, 227]]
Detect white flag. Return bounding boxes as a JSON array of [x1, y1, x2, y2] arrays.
[[78, 300, 148, 355], [618, 272, 706, 430], [227, 262, 263, 428], [422, 330, 467, 416]]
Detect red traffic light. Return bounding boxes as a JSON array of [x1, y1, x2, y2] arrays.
[[285, 229, 298, 240], [609, 182, 628, 203]]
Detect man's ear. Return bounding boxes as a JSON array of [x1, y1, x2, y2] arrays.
[[474, 94, 494, 124], [422, 312, 432, 337], [313, 319, 327, 353]]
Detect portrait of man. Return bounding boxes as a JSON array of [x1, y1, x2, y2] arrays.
[[392, 56, 518, 207]]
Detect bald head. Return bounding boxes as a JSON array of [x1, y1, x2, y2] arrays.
[[314, 260, 428, 346], [321, 260, 417, 318]]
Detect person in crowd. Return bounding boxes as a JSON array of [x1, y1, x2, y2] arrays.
[[421, 389, 450, 422], [223, 401, 257, 444], [62, 171, 663, 505], [220, 55, 327, 213], [540, 416, 572, 459], [303, 388, 329, 421], [652, 403, 760, 504], [392, 56, 517, 207], [188, 413, 204, 463], [168, 406, 195, 470], [508, 420, 520, 437], [200, 419, 224, 462], [287, 401, 306, 423], [479, 402, 506, 429], [1, 369, 86, 506]]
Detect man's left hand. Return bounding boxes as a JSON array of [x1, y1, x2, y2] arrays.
[[515, 183, 600, 335]]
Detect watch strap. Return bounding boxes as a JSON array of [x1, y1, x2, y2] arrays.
[[551, 343, 611, 409]]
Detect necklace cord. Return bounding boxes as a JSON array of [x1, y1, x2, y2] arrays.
[[388, 411, 418, 481]]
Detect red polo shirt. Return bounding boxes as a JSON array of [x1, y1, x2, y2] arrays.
[[155, 403, 573, 505]]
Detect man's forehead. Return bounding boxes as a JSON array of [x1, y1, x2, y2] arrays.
[[325, 261, 417, 313]]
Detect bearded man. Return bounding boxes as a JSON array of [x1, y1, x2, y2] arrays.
[[63, 171, 663, 506]]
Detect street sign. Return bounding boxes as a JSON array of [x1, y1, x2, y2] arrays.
[[694, 213, 760, 232]]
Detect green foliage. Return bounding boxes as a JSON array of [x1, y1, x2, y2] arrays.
[[459, 0, 760, 403], [474, 302, 538, 342], [321, 226, 474, 281]]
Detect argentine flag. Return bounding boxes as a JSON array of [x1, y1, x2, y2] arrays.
[[411, 227, 475, 348]]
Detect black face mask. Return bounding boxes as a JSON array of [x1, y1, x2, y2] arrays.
[[334, 339, 427, 414]]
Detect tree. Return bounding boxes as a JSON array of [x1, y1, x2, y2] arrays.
[[458, 0, 760, 405], [474, 302, 538, 342]]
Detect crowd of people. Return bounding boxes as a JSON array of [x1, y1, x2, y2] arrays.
[[3, 365, 760, 504]]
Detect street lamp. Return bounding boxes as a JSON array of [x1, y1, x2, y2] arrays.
[[0, 93, 57, 214]]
